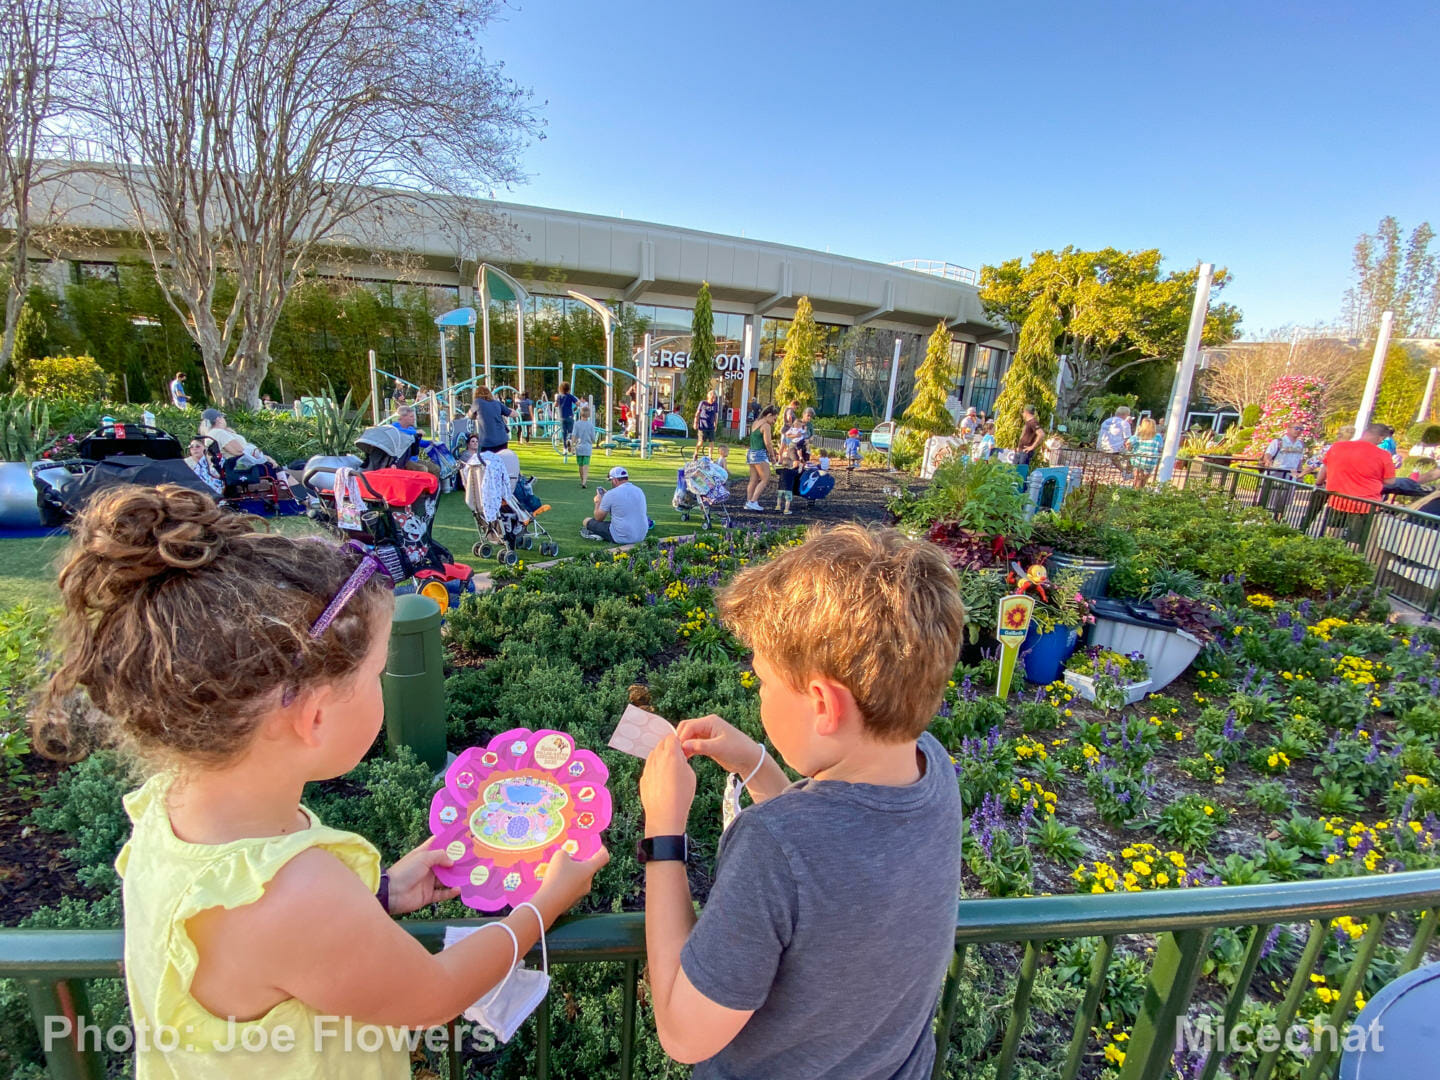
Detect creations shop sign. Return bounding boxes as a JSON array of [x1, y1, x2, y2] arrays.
[[645, 348, 749, 381]]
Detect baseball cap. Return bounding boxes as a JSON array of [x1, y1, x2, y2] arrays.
[[608, 466, 629, 480], [848, 428, 860, 437], [201, 408, 223, 424]]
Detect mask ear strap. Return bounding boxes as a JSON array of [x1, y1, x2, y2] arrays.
[[481, 921, 521, 999], [517, 901, 549, 976]]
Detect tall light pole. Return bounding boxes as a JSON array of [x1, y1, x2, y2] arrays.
[[1354, 310, 1395, 435], [883, 337, 904, 424], [568, 291, 617, 436], [1417, 367, 1439, 426], [1156, 263, 1215, 486]]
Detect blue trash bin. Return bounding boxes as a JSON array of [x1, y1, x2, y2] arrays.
[[1339, 962, 1440, 1079], [1022, 624, 1080, 685]]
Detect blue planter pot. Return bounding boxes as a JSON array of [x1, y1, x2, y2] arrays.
[[1022, 625, 1080, 685]]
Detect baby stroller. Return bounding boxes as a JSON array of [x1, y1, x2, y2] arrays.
[[462, 454, 559, 563], [795, 458, 836, 507], [196, 437, 303, 517], [672, 456, 731, 528], [317, 464, 474, 608]]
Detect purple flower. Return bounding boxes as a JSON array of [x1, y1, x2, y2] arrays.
[[1291, 624, 1306, 643], [1277, 611, 1292, 628], [1259, 924, 1283, 960], [1299, 599, 1312, 616], [1222, 711, 1237, 741], [1402, 794, 1417, 822]]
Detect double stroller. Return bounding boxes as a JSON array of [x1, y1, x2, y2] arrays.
[[672, 456, 731, 529], [302, 426, 474, 607], [462, 453, 558, 563]]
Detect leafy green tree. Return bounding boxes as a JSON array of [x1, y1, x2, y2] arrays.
[[9, 302, 49, 372], [774, 296, 819, 409], [901, 321, 959, 436], [17, 355, 110, 401], [992, 303, 1059, 447], [980, 248, 1241, 415], [679, 282, 716, 416]]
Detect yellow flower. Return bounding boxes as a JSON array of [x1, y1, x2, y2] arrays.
[[1155, 872, 1169, 886], [1203, 805, 1214, 815]]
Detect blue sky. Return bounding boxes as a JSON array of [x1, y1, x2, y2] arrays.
[[480, 1, 1438, 336]]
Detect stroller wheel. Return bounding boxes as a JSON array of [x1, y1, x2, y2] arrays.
[[478, 542, 495, 560], [680, 512, 689, 522], [472, 542, 485, 557], [502, 549, 519, 566], [543, 541, 559, 557], [522, 534, 535, 550]]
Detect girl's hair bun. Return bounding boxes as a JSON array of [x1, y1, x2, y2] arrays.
[[71, 486, 252, 595]]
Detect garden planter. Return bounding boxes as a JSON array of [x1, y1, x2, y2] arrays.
[[1062, 670, 1153, 705], [1047, 552, 1115, 600], [0, 461, 43, 529], [1086, 598, 1203, 695], [1021, 624, 1080, 685]]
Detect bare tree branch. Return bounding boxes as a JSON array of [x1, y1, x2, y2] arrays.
[[72, 0, 538, 406]]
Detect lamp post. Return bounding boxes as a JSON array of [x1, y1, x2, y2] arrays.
[[1354, 311, 1395, 435], [568, 291, 617, 436], [883, 337, 904, 424], [1156, 262, 1215, 486]]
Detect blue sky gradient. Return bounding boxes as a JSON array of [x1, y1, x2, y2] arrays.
[[481, 1, 1438, 335]]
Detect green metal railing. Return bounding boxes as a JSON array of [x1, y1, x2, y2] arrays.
[[4, 870, 1440, 1080], [1191, 461, 1440, 615]]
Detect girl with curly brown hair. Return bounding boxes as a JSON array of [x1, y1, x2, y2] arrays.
[[38, 486, 607, 1078]]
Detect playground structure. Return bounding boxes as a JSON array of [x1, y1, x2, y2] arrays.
[[361, 268, 668, 458]]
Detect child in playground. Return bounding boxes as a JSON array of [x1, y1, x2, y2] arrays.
[[844, 428, 862, 471], [798, 407, 816, 462], [774, 443, 798, 515], [35, 486, 608, 1079], [637, 524, 966, 1078]]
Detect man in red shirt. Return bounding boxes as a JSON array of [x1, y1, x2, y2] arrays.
[[1317, 423, 1395, 517]]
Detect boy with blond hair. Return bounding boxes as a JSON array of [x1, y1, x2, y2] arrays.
[[639, 524, 966, 1078]]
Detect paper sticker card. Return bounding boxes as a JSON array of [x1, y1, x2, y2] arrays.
[[430, 728, 612, 912], [607, 704, 676, 759]]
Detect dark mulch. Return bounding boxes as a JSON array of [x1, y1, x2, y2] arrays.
[[721, 466, 907, 527], [0, 755, 98, 924]]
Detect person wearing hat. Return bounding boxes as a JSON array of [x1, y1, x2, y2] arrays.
[[582, 465, 649, 544], [844, 428, 862, 472], [199, 408, 270, 469]]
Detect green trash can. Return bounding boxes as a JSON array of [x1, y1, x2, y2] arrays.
[[382, 593, 448, 771]]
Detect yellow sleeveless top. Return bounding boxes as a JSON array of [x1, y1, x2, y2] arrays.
[[114, 774, 410, 1080]]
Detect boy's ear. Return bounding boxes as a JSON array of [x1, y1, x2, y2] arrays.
[[809, 677, 857, 739]]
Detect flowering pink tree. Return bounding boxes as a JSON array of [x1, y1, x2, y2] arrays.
[[1248, 376, 1327, 454]]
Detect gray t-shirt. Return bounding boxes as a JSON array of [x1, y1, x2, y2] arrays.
[[572, 418, 596, 455], [681, 732, 962, 1080]]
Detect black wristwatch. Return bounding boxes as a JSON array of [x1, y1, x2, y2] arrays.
[[637, 835, 689, 864]]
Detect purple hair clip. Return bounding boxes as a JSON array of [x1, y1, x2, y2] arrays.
[[308, 541, 390, 638], [281, 541, 392, 706]]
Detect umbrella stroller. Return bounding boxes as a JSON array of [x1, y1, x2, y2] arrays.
[[462, 455, 559, 563], [672, 456, 731, 528]]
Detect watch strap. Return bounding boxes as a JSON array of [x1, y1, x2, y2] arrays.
[[638, 835, 688, 864]]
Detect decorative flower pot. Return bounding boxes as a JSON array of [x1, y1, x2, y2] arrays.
[[1085, 599, 1203, 695], [1062, 670, 1153, 705], [1048, 552, 1115, 600], [0, 461, 43, 529], [1022, 624, 1080, 685]]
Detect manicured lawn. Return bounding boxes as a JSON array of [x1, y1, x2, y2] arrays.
[[0, 440, 721, 609]]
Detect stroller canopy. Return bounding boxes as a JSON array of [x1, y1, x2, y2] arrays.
[[356, 425, 413, 469], [357, 468, 438, 508]]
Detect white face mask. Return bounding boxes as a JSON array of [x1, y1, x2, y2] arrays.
[[452, 902, 550, 1044]]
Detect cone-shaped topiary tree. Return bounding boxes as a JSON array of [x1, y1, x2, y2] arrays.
[[775, 296, 819, 409], [679, 282, 716, 416], [901, 321, 959, 436], [992, 302, 1059, 448]]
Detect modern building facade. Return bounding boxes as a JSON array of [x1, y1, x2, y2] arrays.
[[36, 171, 1014, 420]]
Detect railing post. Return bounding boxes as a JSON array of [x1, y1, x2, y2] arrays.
[[1117, 928, 1211, 1080], [930, 944, 968, 1080], [620, 958, 638, 1080], [24, 979, 103, 1080]]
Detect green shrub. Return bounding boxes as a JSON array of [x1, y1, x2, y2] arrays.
[[29, 752, 132, 892], [0, 603, 52, 779], [16, 355, 110, 401], [1241, 403, 1262, 426], [1406, 422, 1440, 446]]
